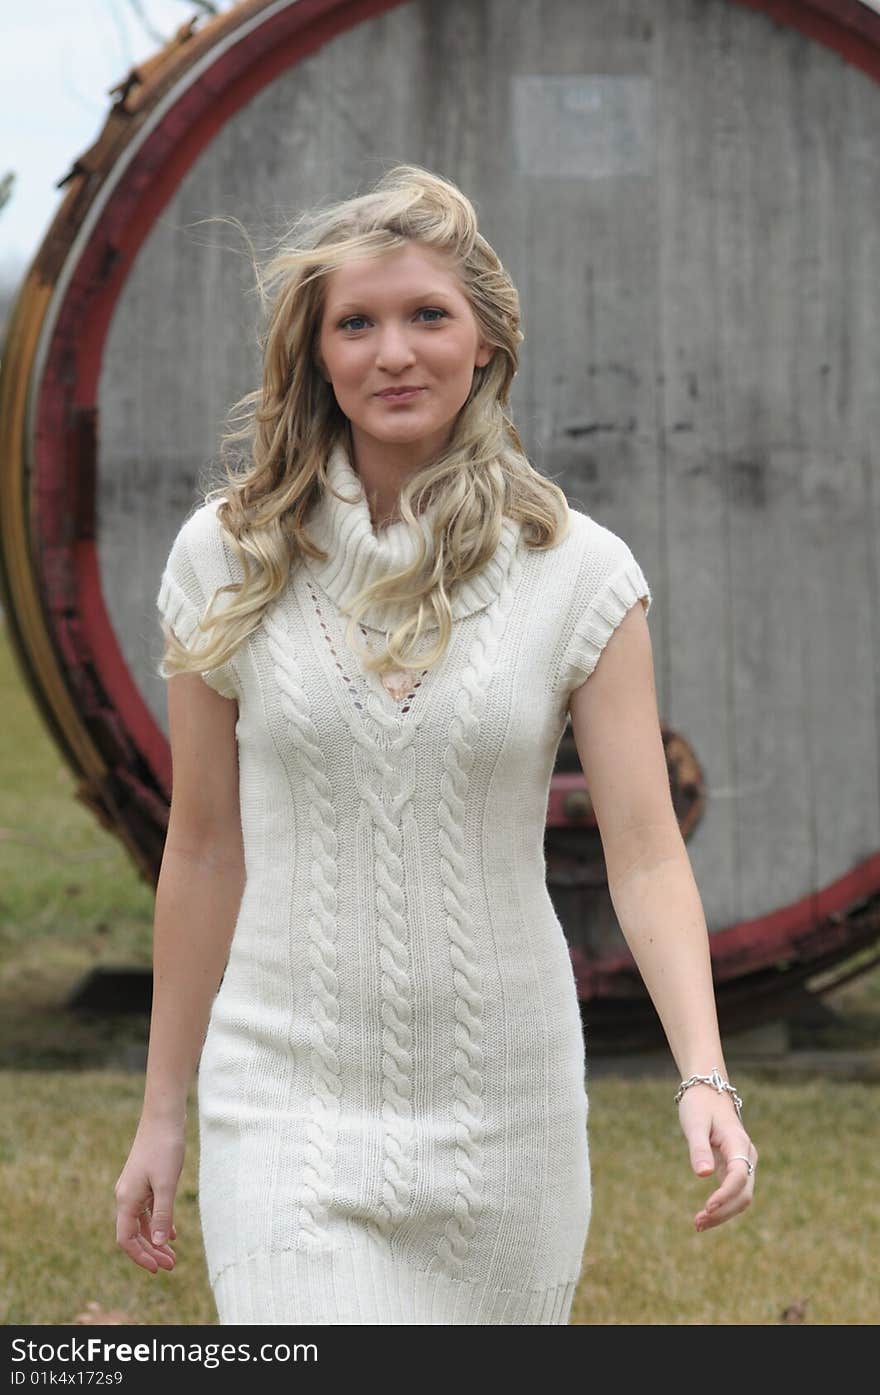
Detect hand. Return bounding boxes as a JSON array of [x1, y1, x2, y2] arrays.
[[114, 1117, 186, 1273], [677, 1086, 758, 1232]]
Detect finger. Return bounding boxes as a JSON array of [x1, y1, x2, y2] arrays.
[[135, 1229, 176, 1270], [704, 1150, 755, 1213], [116, 1216, 163, 1274], [116, 1204, 175, 1273], [695, 1187, 753, 1231], [137, 1212, 176, 1268], [696, 1155, 756, 1230]]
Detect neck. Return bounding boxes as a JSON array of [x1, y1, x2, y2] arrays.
[[346, 423, 453, 527]]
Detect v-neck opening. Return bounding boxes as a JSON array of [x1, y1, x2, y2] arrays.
[[299, 572, 451, 745]]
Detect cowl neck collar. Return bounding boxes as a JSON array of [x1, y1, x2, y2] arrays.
[[302, 438, 521, 633]]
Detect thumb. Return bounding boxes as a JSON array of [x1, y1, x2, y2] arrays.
[[150, 1197, 175, 1246], [687, 1132, 715, 1177]]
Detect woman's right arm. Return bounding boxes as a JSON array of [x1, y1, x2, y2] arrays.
[[115, 671, 244, 1274]]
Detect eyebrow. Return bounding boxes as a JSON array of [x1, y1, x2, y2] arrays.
[[329, 291, 455, 313]]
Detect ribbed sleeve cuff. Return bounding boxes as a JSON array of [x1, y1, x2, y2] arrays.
[[156, 568, 238, 700], [560, 559, 652, 698]]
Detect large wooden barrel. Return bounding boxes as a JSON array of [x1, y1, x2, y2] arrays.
[[2, 0, 879, 1047]]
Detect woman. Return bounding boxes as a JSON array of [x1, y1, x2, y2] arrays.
[[115, 164, 757, 1325]]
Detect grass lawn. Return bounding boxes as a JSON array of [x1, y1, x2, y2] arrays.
[[1, 617, 878, 1325]]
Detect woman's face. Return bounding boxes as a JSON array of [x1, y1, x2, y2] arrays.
[[316, 241, 493, 462]]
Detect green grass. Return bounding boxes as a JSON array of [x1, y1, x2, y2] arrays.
[[0, 619, 155, 1073], [1, 616, 878, 1325]]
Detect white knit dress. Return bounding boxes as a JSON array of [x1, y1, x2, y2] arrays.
[[155, 440, 652, 1325]]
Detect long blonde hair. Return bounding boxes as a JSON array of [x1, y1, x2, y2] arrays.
[[159, 163, 570, 685]]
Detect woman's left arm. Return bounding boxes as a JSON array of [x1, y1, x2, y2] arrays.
[[568, 598, 758, 1233]]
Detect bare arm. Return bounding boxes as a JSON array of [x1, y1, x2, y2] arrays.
[[568, 599, 757, 1231], [568, 599, 723, 1078], [115, 670, 243, 1270], [143, 671, 245, 1123], [143, 849, 243, 1119]]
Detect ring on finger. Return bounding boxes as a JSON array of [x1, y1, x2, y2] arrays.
[[730, 1153, 754, 1176]]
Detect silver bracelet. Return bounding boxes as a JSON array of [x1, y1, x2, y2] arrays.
[[674, 1066, 743, 1122]]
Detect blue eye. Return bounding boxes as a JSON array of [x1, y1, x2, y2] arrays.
[[338, 308, 447, 331]]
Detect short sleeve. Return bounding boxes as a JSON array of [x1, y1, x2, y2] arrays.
[[156, 501, 241, 701], [554, 519, 652, 707]]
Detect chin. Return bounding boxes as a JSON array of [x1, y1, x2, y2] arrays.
[[365, 414, 440, 438]]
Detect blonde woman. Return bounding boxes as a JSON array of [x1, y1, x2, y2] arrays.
[[114, 165, 757, 1325]]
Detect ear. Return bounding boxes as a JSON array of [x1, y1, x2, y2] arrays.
[[475, 339, 494, 369]]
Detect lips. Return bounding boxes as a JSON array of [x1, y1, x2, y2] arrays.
[[376, 387, 425, 399]]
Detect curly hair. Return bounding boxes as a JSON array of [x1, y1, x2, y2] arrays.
[[159, 163, 570, 686]]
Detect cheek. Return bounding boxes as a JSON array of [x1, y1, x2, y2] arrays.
[[324, 346, 364, 386], [429, 332, 479, 377]]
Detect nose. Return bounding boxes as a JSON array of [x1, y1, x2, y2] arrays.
[[375, 322, 416, 371]]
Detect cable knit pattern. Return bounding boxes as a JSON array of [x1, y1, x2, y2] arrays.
[[262, 605, 343, 1248], [360, 710, 419, 1239], [155, 439, 651, 1325], [431, 545, 523, 1277], [351, 710, 429, 1257]]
